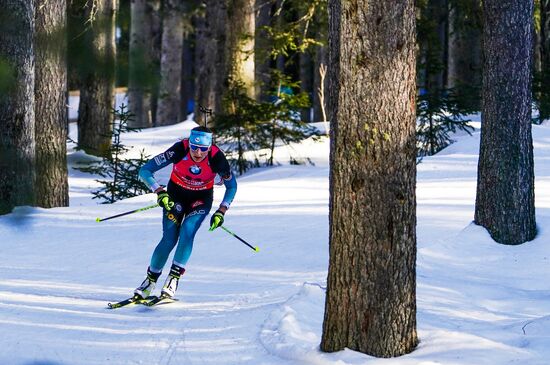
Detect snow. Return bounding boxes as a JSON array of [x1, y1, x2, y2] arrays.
[[1, 114, 550, 365]]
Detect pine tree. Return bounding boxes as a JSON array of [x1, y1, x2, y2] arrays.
[[214, 77, 318, 174], [156, 0, 184, 125], [74, 105, 150, 203], [475, 0, 536, 244], [321, 0, 417, 357], [0, 0, 36, 215], [73, 0, 116, 157], [34, 0, 69, 208], [416, 88, 474, 158]]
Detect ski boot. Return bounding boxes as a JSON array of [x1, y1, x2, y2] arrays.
[[161, 264, 185, 298], [134, 267, 161, 299]]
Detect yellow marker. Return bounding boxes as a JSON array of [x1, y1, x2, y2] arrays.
[[96, 217, 101, 222], [255, 247, 260, 252]]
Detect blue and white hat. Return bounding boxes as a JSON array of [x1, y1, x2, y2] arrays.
[[189, 129, 213, 146]]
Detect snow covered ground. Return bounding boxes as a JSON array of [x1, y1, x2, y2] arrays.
[[1, 115, 549, 365]]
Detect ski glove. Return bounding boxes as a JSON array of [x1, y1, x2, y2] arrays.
[[157, 190, 174, 210], [209, 210, 225, 231]]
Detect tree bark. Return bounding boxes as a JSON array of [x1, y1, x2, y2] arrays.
[[195, 0, 228, 117], [128, 0, 160, 128], [156, 0, 184, 126], [76, 0, 116, 157], [227, 0, 255, 96], [34, 0, 69, 208], [447, 0, 482, 90], [542, 0, 550, 68], [255, 0, 273, 100], [180, 35, 194, 121], [475, 0, 536, 244], [321, 0, 417, 357], [299, 51, 312, 122], [423, 0, 448, 92], [0, 0, 35, 214]]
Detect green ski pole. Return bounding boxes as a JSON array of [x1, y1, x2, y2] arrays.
[[220, 226, 259, 252], [95, 203, 159, 222]]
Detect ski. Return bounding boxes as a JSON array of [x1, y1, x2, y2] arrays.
[[142, 294, 179, 307], [107, 294, 152, 309]]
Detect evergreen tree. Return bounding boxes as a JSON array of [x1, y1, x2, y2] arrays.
[[214, 76, 318, 174], [534, 0, 550, 123], [156, 0, 184, 125], [71, 0, 116, 157], [322, 0, 417, 357], [74, 105, 150, 204], [416, 88, 474, 158], [127, 0, 160, 128], [35, 0, 69, 208], [0, 0, 36, 215], [475, 0, 536, 244]]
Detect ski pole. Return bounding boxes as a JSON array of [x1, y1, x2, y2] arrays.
[[220, 226, 259, 252], [95, 203, 159, 222]]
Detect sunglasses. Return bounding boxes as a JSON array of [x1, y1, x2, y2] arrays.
[[189, 144, 209, 152]]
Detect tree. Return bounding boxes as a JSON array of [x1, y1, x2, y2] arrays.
[[0, 0, 36, 215], [447, 0, 482, 95], [321, 0, 418, 357], [34, 0, 69, 208], [312, 1, 328, 123], [534, 0, 550, 123], [475, 0, 536, 244], [416, 88, 474, 158], [195, 0, 228, 117], [214, 77, 317, 175], [195, 0, 255, 118], [156, 0, 184, 125], [226, 0, 255, 97], [127, 0, 160, 128], [74, 105, 149, 203], [255, 0, 273, 100], [542, 0, 550, 70], [73, 0, 117, 157]]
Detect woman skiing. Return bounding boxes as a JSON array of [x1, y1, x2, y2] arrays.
[[134, 125, 237, 299]]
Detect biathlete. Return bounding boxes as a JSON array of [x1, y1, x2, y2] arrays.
[[134, 126, 237, 299]]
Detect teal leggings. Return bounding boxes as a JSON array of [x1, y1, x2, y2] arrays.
[[149, 206, 211, 272]]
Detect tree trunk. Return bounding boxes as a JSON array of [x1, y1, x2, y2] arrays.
[[475, 0, 536, 244], [77, 0, 116, 157], [275, 0, 285, 73], [149, 0, 162, 126], [128, 0, 160, 128], [424, 0, 448, 92], [447, 0, 482, 90], [227, 0, 255, 97], [180, 35, 194, 121], [321, 0, 417, 357], [542, 0, 550, 68], [255, 0, 273, 100], [0, 0, 35, 214], [195, 0, 228, 118], [299, 51, 312, 122], [156, 0, 184, 126], [34, 0, 69, 208]]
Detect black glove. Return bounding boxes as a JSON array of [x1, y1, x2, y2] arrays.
[[209, 209, 225, 231], [156, 189, 174, 210]]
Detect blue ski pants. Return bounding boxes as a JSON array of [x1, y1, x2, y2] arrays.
[[149, 203, 212, 272]]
